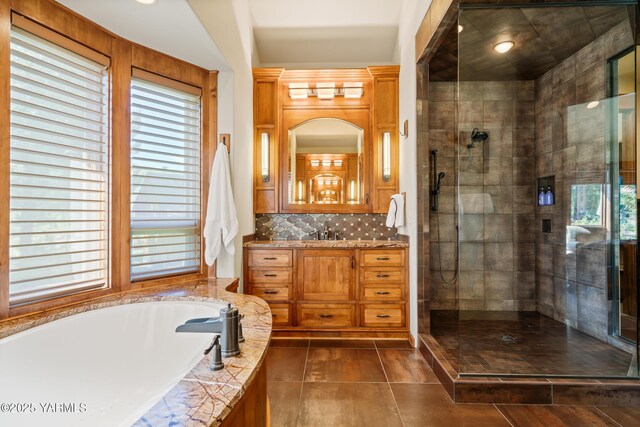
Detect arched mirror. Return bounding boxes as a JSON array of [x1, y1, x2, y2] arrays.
[[282, 109, 370, 212]]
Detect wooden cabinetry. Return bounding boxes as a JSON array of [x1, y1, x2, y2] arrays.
[[252, 67, 399, 214], [244, 244, 408, 338]]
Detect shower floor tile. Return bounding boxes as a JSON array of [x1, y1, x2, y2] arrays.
[[430, 311, 633, 376]]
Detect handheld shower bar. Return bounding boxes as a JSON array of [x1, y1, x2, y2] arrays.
[[431, 150, 445, 211]]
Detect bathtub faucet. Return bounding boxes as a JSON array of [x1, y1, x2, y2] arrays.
[[175, 303, 241, 357]]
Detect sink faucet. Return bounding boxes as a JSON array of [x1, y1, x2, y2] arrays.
[[175, 303, 241, 357]]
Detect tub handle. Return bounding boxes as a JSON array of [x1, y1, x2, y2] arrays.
[[204, 334, 220, 355]]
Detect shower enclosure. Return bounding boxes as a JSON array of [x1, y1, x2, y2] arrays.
[[418, 1, 639, 378]]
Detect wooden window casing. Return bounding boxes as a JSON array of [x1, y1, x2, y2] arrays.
[[0, 0, 218, 319]]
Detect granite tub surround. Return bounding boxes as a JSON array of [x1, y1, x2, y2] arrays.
[[255, 213, 398, 241], [0, 279, 272, 427], [244, 239, 409, 249]]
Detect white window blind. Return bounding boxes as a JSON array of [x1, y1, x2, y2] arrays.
[[9, 27, 109, 305], [130, 77, 201, 281]]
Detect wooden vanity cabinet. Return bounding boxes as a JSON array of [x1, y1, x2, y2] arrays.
[[244, 245, 408, 338], [252, 67, 399, 214]]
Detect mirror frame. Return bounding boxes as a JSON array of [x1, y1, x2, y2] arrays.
[[280, 109, 371, 213]]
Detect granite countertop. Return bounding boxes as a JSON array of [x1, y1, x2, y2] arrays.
[[0, 278, 272, 427], [243, 239, 409, 248]]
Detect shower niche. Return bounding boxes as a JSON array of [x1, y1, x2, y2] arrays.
[[537, 176, 555, 207]]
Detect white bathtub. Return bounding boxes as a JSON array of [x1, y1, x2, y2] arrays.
[[0, 300, 226, 427]]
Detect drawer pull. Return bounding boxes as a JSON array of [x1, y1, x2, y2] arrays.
[[264, 274, 278, 277], [272, 314, 277, 317], [376, 274, 391, 278], [376, 257, 390, 260], [376, 291, 390, 295], [263, 290, 279, 294], [264, 257, 277, 260], [376, 314, 391, 318], [319, 314, 334, 318]]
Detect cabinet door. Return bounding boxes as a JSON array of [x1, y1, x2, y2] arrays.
[[297, 249, 355, 301]]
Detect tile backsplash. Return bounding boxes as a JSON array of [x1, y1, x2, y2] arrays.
[[255, 214, 399, 240]]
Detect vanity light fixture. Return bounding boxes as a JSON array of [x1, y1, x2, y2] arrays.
[[289, 83, 309, 99], [458, 25, 464, 33], [135, 0, 157, 4], [322, 159, 332, 167], [383, 132, 391, 181], [343, 82, 364, 99], [261, 133, 269, 181], [310, 159, 320, 167], [493, 41, 514, 54], [586, 101, 600, 109], [316, 82, 336, 100], [333, 159, 343, 167]]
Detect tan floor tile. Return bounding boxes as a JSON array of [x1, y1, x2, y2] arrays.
[[297, 382, 402, 427], [379, 349, 439, 383], [267, 381, 302, 427], [267, 347, 308, 382], [596, 406, 640, 426], [391, 383, 511, 427], [304, 348, 386, 382], [497, 405, 620, 426], [309, 339, 375, 348], [270, 338, 309, 348], [375, 339, 414, 349]]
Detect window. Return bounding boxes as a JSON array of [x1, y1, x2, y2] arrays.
[[130, 75, 202, 281], [9, 27, 109, 305], [571, 184, 606, 226]]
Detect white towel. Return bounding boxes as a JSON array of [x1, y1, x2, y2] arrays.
[[204, 143, 238, 266], [385, 194, 405, 228]]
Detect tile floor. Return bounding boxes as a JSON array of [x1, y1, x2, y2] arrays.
[[267, 338, 640, 426], [430, 311, 633, 376]]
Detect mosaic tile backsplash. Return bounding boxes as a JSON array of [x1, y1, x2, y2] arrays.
[[255, 214, 399, 240]]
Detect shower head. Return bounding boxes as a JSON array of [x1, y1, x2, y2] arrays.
[[468, 128, 488, 148]]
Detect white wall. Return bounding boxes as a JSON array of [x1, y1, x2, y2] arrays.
[[188, 0, 255, 283], [396, 0, 433, 344]]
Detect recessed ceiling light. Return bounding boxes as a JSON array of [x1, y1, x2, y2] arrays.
[[135, 0, 157, 5], [586, 101, 600, 109], [493, 41, 514, 54], [458, 25, 464, 33]]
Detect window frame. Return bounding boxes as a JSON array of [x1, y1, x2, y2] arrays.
[[0, 0, 218, 319]]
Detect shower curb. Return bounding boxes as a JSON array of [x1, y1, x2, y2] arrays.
[[418, 333, 640, 405]]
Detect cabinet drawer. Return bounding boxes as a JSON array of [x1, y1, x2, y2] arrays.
[[361, 304, 405, 328], [297, 304, 355, 328], [269, 303, 292, 326], [249, 268, 292, 284], [361, 285, 404, 301], [361, 250, 405, 267], [360, 267, 404, 283], [252, 286, 291, 302], [249, 250, 293, 267]]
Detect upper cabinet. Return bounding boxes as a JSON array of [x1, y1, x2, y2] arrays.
[[252, 67, 399, 214]]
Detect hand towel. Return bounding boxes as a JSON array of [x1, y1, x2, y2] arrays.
[[385, 193, 405, 228], [204, 143, 238, 266]]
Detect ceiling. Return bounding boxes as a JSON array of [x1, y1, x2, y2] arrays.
[[57, 0, 229, 71], [248, 0, 402, 68], [430, 5, 632, 81]]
